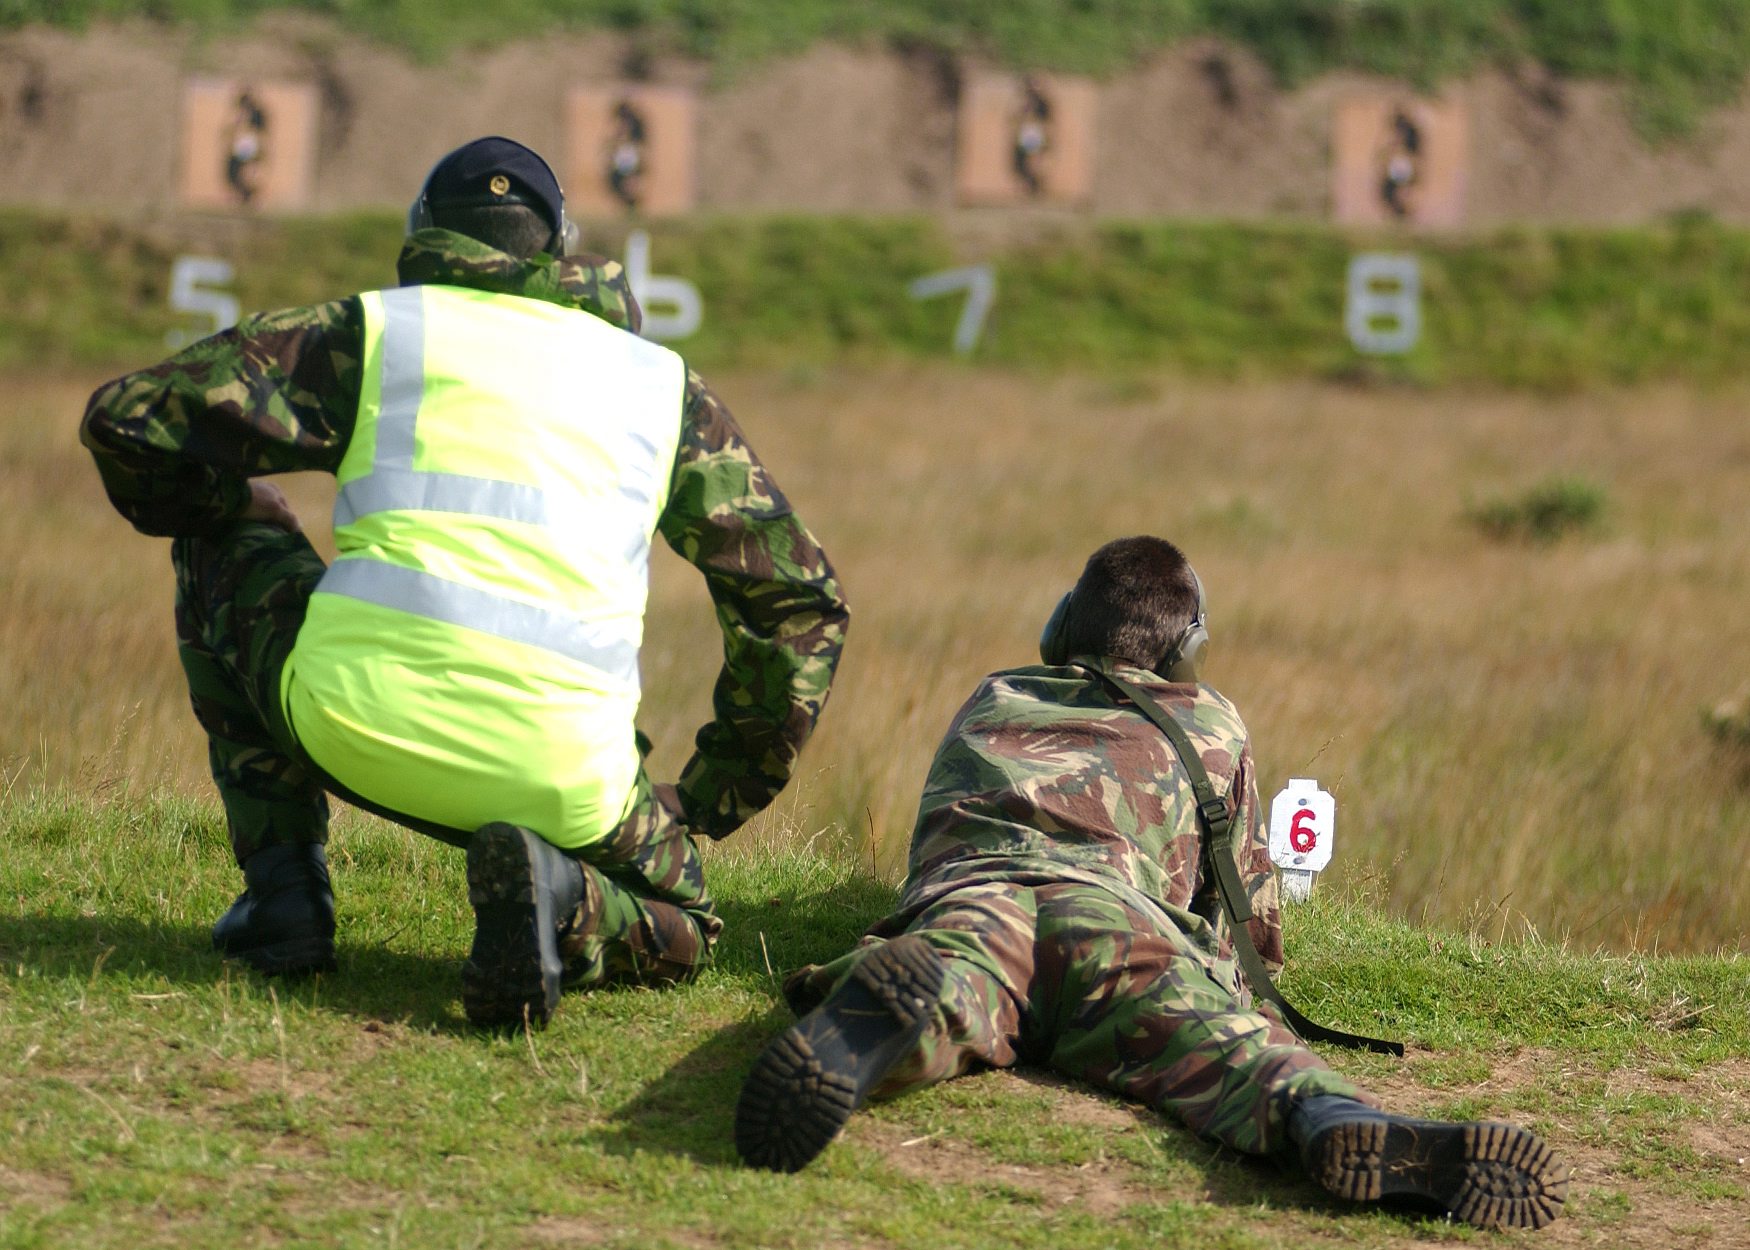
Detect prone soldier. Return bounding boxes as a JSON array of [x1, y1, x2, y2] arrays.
[[734, 536, 1566, 1232]]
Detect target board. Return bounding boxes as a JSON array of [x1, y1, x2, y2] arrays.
[[1332, 94, 1468, 229], [564, 86, 697, 217], [178, 78, 318, 211], [955, 72, 1096, 207]]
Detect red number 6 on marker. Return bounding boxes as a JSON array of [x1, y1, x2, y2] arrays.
[[1289, 809, 1319, 853]]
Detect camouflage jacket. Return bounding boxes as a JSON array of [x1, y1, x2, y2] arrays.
[[880, 657, 1283, 970], [79, 230, 848, 839]]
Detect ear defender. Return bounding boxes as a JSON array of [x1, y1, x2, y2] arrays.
[[1159, 567, 1209, 684], [1038, 591, 1074, 667]]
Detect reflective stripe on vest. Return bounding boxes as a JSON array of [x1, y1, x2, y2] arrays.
[[281, 283, 686, 848], [320, 286, 669, 679], [317, 558, 642, 686]]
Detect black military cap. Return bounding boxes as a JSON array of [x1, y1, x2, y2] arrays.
[[416, 136, 565, 231]]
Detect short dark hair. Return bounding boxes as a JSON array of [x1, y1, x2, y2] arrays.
[[1059, 536, 1201, 670], [429, 201, 556, 260]]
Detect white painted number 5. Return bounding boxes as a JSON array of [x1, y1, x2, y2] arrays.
[[166, 256, 240, 349]]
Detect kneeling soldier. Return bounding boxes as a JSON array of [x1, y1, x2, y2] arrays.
[[80, 137, 847, 1027]]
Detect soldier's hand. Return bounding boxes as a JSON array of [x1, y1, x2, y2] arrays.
[[242, 479, 302, 533]]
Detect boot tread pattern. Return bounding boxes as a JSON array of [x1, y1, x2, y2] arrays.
[[462, 824, 556, 1029], [849, 933, 943, 1029], [735, 1032, 859, 1172], [735, 935, 946, 1173], [1313, 1116, 1569, 1230]]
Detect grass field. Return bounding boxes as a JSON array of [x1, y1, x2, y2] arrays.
[[3, 362, 1748, 1245], [10, 365, 1749, 952], [3, 793, 1745, 1248]]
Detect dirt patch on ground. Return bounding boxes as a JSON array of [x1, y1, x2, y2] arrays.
[[528, 1218, 613, 1246], [856, 1068, 1179, 1219], [0, 1165, 74, 1204], [868, 1120, 1146, 1219], [6, 16, 1750, 225], [854, 1054, 1748, 1247]]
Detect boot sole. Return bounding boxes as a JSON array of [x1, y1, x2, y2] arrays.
[[1309, 1115, 1569, 1230], [220, 935, 337, 978], [735, 934, 945, 1172], [463, 824, 562, 1030]]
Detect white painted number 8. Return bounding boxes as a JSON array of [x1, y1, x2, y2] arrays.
[[1345, 253, 1421, 355]]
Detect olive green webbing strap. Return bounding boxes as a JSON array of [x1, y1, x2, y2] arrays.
[[1090, 665, 1404, 1056]]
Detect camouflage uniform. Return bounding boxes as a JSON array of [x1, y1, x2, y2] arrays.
[[82, 230, 849, 988], [782, 659, 1370, 1154]]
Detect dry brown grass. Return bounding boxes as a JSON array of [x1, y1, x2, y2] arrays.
[[9, 366, 1749, 953]]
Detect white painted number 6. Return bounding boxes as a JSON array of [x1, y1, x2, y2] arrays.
[[624, 230, 704, 342]]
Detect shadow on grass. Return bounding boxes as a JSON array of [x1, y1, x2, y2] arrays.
[[589, 1021, 1347, 1224], [0, 910, 471, 1031], [0, 868, 898, 1043], [708, 874, 899, 981], [581, 875, 900, 1166], [591, 1010, 785, 1167]]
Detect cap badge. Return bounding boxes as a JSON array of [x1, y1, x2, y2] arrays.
[[489, 174, 510, 196]]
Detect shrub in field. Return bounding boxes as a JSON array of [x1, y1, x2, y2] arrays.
[[1703, 688, 1750, 746], [1464, 474, 1609, 543]]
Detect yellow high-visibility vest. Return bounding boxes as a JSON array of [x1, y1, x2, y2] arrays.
[[280, 284, 685, 848]]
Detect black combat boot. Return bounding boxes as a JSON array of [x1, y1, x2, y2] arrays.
[[211, 842, 337, 977], [1288, 1095, 1569, 1230], [462, 823, 585, 1030], [734, 934, 946, 1172]]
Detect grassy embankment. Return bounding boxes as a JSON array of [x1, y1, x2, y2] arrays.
[[1, 788, 1745, 1249], [11, 0, 1750, 136], [13, 210, 1750, 388]]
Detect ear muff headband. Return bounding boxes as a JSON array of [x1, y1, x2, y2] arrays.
[[1038, 567, 1209, 682], [406, 141, 578, 255]]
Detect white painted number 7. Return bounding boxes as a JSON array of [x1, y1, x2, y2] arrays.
[[909, 265, 996, 356]]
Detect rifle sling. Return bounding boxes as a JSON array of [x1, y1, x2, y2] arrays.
[[1089, 663, 1403, 1057]]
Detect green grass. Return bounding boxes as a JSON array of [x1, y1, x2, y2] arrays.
[[2, 786, 1745, 1248], [9, 1, 1750, 136], [20, 210, 1750, 391]]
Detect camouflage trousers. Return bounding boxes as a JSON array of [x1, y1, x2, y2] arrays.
[[783, 879, 1371, 1155], [172, 519, 719, 989]]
